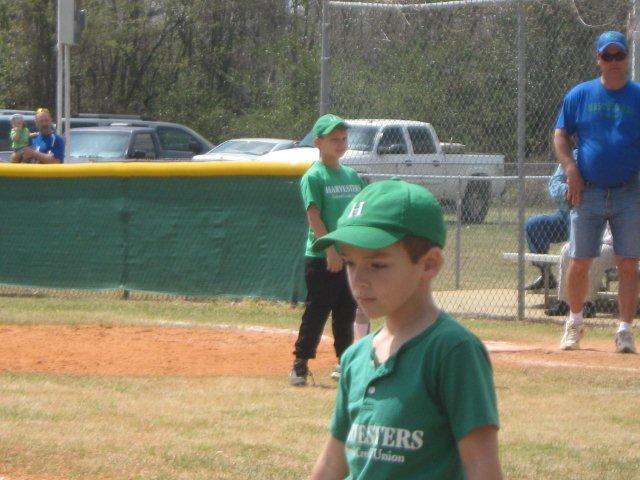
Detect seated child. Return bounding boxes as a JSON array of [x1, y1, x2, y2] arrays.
[[9, 114, 33, 163]]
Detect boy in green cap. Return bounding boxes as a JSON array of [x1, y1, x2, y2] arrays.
[[290, 113, 370, 386], [310, 179, 502, 479]]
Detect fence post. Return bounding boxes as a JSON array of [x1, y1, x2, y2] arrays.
[[119, 179, 130, 298], [633, 0, 640, 81], [455, 177, 462, 290], [516, 1, 527, 321], [320, 1, 330, 115]]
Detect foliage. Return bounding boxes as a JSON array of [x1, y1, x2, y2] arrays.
[[0, 0, 633, 151], [0, 0, 321, 144]]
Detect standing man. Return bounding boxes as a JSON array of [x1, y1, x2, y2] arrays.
[[555, 31, 640, 353], [21, 108, 64, 164]]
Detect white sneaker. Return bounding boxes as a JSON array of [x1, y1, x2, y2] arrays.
[[331, 364, 341, 381], [288, 359, 309, 386], [288, 369, 307, 386], [614, 330, 637, 354], [560, 321, 584, 350]]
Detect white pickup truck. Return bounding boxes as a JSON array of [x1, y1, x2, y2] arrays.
[[261, 119, 505, 224]]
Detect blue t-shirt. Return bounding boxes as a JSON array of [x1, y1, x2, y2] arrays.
[[555, 78, 640, 187], [32, 133, 65, 163]]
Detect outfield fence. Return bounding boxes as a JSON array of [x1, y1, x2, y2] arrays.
[[0, 162, 310, 303], [2, 161, 621, 323], [361, 169, 582, 323]]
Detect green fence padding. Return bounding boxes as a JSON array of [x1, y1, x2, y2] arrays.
[[0, 176, 308, 301]]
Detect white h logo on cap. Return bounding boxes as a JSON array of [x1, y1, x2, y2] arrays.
[[348, 201, 365, 218]]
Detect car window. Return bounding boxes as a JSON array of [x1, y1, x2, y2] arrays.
[[0, 119, 13, 151], [298, 126, 379, 152], [212, 140, 280, 156], [70, 131, 130, 159], [408, 126, 437, 154], [347, 126, 378, 152], [156, 126, 198, 152], [131, 133, 157, 158], [298, 130, 314, 147], [378, 126, 407, 150], [69, 120, 100, 128]]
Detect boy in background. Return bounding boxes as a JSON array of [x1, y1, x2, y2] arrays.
[[310, 179, 502, 479], [290, 114, 369, 386]]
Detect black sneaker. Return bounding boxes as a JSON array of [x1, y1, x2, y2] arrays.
[[545, 300, 595, 318], [544, 300, 569, 316], [583, 301, 596, 319], [525, 274, 557, 291], [288, 358, 309, 386]]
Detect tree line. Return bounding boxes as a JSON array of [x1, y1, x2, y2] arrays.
[[0, 0, 323, 144], [0, 0, 630, 160]]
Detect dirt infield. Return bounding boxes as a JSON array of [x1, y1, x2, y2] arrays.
[[1, 324, 639, 376], [0, 324, 337, 376]]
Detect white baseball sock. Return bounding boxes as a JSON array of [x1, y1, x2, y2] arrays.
[[568, 311, 583, 325], [617, 322, 632, 333]]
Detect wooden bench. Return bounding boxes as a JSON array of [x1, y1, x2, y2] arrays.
[[502, 252, 560, 308]]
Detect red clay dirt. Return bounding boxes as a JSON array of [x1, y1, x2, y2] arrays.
[[1, 324, 639, 377], [0, 324, 337, 377]]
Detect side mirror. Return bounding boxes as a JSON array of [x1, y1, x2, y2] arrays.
[[377, 144, 407, 155], [132, 150, 148, 159]]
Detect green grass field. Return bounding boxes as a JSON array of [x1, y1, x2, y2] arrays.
[[1, 296, 639, 480], [439, 201, 565, 291]]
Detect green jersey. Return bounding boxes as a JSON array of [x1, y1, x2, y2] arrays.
[[330, 312, 499, 480], [11, 127, 30, 150], [300, 161, 364, 258]]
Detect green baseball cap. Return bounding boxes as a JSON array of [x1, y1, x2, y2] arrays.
[[312, 113, 347, 138], [312, 179, 446, 252]]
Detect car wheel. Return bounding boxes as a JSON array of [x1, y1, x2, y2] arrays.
[[461, 179, 490, 224]]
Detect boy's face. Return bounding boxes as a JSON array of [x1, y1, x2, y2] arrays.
[[340, 241, 442, 320], [313, 126, 347, 163]]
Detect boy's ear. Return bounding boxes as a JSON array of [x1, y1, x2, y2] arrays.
[[421, 247, 443, 280], [312, 136, 321, 148]]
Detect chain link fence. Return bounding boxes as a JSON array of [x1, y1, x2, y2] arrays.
[[1, 1, 635, 323], [322, 0, 632, 322], [352, 171, 620, 324]]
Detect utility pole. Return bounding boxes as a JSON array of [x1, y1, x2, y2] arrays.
[[633, 0, 640, 81], [57, 0, 85, 152]]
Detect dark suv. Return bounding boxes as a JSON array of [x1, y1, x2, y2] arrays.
[[67, 126, 204, 163]]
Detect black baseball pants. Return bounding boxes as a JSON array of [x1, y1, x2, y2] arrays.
[[293, 258, 357, 360]]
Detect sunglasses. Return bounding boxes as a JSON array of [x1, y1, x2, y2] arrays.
[[600, 51, 627, 62]]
